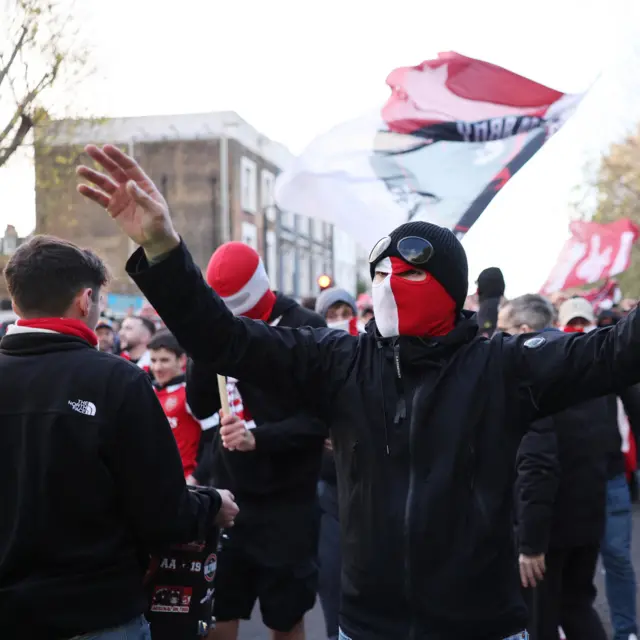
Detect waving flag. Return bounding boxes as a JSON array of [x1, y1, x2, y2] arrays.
[[540, 219, 639, 295], [275, 51, 584, 249]]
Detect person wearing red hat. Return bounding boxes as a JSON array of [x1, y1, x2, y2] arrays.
[[80, 144, 640, 640], [184, 240, 328, 640]]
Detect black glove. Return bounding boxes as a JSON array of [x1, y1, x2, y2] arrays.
[[477, 267, 505, 301]]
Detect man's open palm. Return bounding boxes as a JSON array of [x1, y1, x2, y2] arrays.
[[76, 145, 180, 259]]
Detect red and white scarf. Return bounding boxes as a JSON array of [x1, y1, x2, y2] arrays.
[[8, 318, 98, 347]]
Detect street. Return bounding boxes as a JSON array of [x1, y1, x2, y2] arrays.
[[237, 506, 640, 639]]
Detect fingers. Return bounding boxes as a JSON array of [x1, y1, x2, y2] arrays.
[[77, 184, 110, 209], [103, 144, 152, 183], [532, 559, 545, 582], [220, 414, 241, 427], [76, 165, 119, 195], [85, 145, 129, 183]]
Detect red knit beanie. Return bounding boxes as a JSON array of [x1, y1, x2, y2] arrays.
[[206, 242, 276, 321]]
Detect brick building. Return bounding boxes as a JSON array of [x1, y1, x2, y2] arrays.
[[34, 111, 357, 302]]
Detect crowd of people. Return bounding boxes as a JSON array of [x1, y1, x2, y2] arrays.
[[2, 142, 640, 640]]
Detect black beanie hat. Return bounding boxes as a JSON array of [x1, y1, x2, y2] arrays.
[[369, 221, 469, 311], [476, 267, 506, 301]]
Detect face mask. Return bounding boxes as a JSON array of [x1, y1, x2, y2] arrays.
[[563, 324, 596, 334], [372, 257, 456, 338], [328, 319, 351, 332], [327, 317, 360, 335]]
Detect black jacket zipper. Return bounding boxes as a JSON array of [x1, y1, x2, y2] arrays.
[[395, 340, 416, 640]]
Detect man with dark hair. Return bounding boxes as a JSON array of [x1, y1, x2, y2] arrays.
[[149, 330, 218, 481], [79, 145, 640, 640], [0, 234, 238, 639], [120, 314, 156, 372]]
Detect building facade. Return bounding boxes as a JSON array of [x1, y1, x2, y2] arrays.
[[34, 111, 357, 304]]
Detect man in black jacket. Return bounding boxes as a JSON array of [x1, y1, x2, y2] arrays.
[[78, 144, 640, 640], [186, 239, 327, 640], [0, 235, 238, 639], [501, 295, 612, 638]]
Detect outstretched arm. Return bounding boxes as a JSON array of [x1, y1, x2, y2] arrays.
[[77, 145, 357, 406], [504, 317, 640, 418]]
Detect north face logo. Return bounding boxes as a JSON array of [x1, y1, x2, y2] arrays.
[[68, 399, 97, 416]]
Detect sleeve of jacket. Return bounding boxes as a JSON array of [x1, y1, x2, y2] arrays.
[[504, 311, 640, 418], [620, 384, 640, 444], [515, 416, 560, 556], [126, 242, 355, 410], [186, 359, 222, 420], [110, 371, 221, 545], [252, 412, 328, 452]]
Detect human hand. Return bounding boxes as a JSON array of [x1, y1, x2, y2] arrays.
[[324, 437, 333, 452], [215, 489, 239, 528], [519, 553, 546, 588], [77, 144, 180, 261], [220, 413, 256, 452]]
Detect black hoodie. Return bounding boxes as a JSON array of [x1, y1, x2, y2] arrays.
[[186, 293, 328, 564], [0, 328, 220, 639]]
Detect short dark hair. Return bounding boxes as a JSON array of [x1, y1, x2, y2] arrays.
[[148, 330, 185, 357], [4, 235, 110, 317], [133, 315, 157, 337]]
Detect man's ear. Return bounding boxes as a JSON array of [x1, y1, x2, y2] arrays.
[[520, 324, 533, 334]]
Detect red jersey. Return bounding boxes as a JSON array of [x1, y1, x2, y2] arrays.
[[155, 377, 217, 477]]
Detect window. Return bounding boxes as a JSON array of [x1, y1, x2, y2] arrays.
[[241, 222, 258, 250], [296, 214, 310, 237], [240, 156, 258, 214], [312, 218, 324, 242], [281, 242, 296, 295], [280, 209, 294, 230], [266, 230, 279, 289], [297, 248, 311, 297], [261, 170, 276, 221]]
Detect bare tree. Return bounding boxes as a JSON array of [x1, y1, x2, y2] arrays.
[[0, 0, 89, 169]]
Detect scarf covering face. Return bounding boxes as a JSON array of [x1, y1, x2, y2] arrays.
[[372, 257, 456, 338]]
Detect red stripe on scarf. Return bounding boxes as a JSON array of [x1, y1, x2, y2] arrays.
[[16, 318, 98, 347]]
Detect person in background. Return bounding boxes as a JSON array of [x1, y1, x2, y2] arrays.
[[500, 295, 611, 640], [96, 317, 117, 353], [119, 314, 155, 372], [356, 293, 374, 325], [149, 330, 218, 482], [315, 286, 363, 640], [563, 301, 640, 640], [315, 287, 360, 335], [187, 241, 328, 640], [476, 267, 506, 338], [0, 235, 237, 639]]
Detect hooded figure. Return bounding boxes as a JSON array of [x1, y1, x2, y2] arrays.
[[87, 148, 640, 640]]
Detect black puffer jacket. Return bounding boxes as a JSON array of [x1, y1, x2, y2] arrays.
[[186, 292, 328, 564], [128, 242, 640, 640]]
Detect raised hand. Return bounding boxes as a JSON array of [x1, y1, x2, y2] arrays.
[[76, 144, 180, 260]]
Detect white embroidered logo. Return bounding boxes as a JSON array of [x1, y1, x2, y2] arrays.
[[68, 399, 97, 416]]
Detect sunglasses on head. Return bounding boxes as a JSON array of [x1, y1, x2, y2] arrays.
[[369, 235, 435, 267]]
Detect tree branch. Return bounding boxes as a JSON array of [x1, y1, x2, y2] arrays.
[[0, 114, 33, 167], [0, 26, 28, 92]]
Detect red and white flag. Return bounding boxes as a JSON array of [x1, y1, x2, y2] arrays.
[[275, 51, 584, 248], [540, 219, 639, 295]]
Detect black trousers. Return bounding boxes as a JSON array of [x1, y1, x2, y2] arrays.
[[525, 545, 607, 640]]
